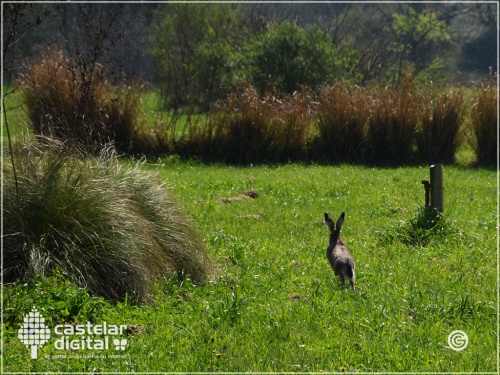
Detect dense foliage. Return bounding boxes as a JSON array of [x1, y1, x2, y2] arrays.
[[469, 85, 498, 165], [4, 3, 497, 105], [21, 51, 145, 153], [247, 21, 360, 94]]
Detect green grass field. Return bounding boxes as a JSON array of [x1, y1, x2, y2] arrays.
[[2, 88, 30, 143], [3, 162, 497, 372]]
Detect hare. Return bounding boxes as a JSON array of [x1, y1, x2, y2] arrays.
[[324, 212, 355, 290]]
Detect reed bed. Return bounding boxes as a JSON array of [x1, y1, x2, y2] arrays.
[[469, 86, 498, 166], [17, 53, 489, 165]]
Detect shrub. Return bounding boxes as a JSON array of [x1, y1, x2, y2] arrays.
[[21, 51, 146, 153], [4, 140, 214, 302], [366, 79, 421, 164], [175, 112, 219, 161], [314, 83, 368, 162], [469, 86, 498, 166], [263, 88, 315, 162], [416, 90, 466, 164], [103, 84, 150, 153], [248, 21, 359, 95]]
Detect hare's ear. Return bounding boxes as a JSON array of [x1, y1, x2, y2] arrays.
[[324, 213, 335, 231], [336, 212, 345, 233]]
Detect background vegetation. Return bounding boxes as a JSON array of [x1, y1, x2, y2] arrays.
[[4, 3, 496, 166], [3, 3, 497, 100], [14, 70, 497, 166], [21, 51, 146, 154]]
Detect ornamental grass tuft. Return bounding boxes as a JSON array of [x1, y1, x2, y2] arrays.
[[3, 139, 214, 302]]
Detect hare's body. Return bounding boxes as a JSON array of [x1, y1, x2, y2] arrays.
[[325, 212, 355, 289]]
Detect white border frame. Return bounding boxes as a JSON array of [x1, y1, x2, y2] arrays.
[[1, 1, 498, 374]]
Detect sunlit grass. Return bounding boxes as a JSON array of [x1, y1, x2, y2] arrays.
[[4, 162, 496, 372]]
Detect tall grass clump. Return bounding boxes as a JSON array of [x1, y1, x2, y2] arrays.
[[366, 79, 422, 164], [3, 139, 214, 302], [380, 207, 457, 246], [266, 88, 315, 162], [315, 83, 368, 162], [178, 117, 215, 161], [417, 90, 466, 164], [213, 86, 273, 163], [469, 86, 498, 166], [21, 51, 148, 153], [181, 86, 314, 164], [176, 87, 263, 163]]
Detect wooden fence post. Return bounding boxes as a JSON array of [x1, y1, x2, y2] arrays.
[[430, 164, 444, 214], [421, 180, 430, 207]]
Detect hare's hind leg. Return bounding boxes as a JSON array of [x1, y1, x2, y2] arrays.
[[338, 273, 346, 287], [334, 262, 346, 288], [346, 267, 355, 290]]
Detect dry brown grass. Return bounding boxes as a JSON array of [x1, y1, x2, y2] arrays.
[[20, 55, 475, 165], [315, 83, 368, 162], [417, 90, 466, 164], [21, 51, 146, 153], [180, 86, 315, 163], [366, 78, 422, 164], [469, 86, 498, 166]]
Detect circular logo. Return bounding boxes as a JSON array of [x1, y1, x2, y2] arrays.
[[448, 330, 468, 351]]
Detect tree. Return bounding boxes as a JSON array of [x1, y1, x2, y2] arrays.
[[456, 3, 497, 76], [247, 21, 360, 95], [149, 4, 244, 109], [390, 7, 452, 84]]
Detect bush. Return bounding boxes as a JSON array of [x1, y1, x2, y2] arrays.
[[469, 86, 498, 166], [248, 21, 359, 95], [21, 51, 146, 153], [214, 86, 273, 163], [3, 140, 214, 302], [176, 81, 474, 166], [174, 112, 219, 161], [416, 90, 466, 164], [271, 89, 314, 161], [314, 83, 368, 162]]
